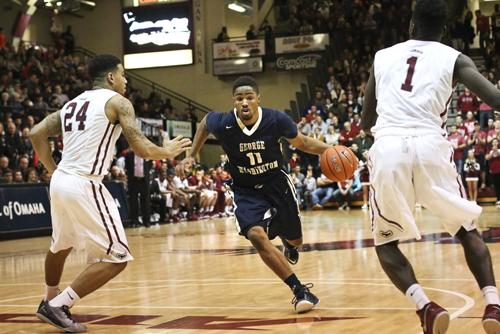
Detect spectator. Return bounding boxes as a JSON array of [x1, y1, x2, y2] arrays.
[[455, 115, 468, 138], [0, 156, 9, 175], [0, 27, 6, 49], [339, 121, 357, 146], [311, 173, 336, 210], [333, 178, 353, 210], [303, 167, 317, 209], [151, 170, 179, 223], [1, 169, 12, 184], [290, 165, 305, 207], [61, 26, 75, 55], [359, 150, 370, 210], [485, 138, 500, 208], [464, 149, 480, 203], [297, 117, 312, 136], [324, 125, 340, 145], [216, 27, 229, 42], [289, 152, 301, 170], [457, 88, 479, 118], [246, 24, 257, 40], [463, 111, 477, 136], [13, 170, 24, 183], [448, 124, 467, 174], [26, 167, 39, 183], [467, 122, 487, 188], [52, 84, 69, 106], [475, 10, 490, 51], [487, 120, 500, 145], [463, 10, 475, 55], [17, 156, 30, 179], [311, 115, 327, 135], [353, 130, 374, 154]]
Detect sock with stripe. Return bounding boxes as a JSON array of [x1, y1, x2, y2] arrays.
[[482, 286, 500, 305], [49, 287, 80, 308], [406, 284, 430, 310]]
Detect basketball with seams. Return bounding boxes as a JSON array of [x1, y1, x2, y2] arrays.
[[320, 146, 359, 182]]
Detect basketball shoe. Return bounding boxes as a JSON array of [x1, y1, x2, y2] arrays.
[[292, 283, 320, 313], [482, 304, 500, 334], [281, 238, 299, 265], [416, 301, 449, 334], [36, 300, 87, 333]]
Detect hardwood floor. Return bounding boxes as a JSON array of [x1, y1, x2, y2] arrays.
[[0, 207, 499, 333]]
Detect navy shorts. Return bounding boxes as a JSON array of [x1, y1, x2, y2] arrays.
[[232, 171, 302, 240]]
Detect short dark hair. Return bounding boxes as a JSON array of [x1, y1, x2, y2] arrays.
[[413, 0, 447, 38], [88, 54, 122, 81], [232, 75, 259, 94]]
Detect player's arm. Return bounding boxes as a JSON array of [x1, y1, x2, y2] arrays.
[[360, 65, 377, 134], [454, 54, 500, 110], [287, 132, 331, 155], [29, 110, 62, 173], [188, 114, 210, 159], [111, 95, 191, 160]]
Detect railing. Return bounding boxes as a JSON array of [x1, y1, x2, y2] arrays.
[[75, 47, 212, 122]]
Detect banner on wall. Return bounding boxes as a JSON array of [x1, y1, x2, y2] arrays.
[[213, 40, 265, 59], [275, 33, 329, 54], [275, 53, 323, 71], [213, 57, 263, 76], [167, 120, 193, 138]]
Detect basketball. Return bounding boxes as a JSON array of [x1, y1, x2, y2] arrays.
[[320, 146, 359, 182]]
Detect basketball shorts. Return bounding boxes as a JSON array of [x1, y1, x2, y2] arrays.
[[232, 170, 302, 240], [49, 169, 134, 264], [368, 134, 481, 246]]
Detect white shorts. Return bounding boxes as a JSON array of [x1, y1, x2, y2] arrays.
[[368, 135, 481, 246], [49, 170, 134, 263]]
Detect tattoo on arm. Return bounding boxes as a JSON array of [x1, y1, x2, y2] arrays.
[[44, 110, 63, 137], [116, 97, 149, 147]]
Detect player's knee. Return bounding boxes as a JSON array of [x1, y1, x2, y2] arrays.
[[247, 227, 270, 250], [287, 238, 302, 247], [113, 261, 128, 274]]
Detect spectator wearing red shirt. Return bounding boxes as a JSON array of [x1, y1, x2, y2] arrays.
[[339, 121, 358, 146], [455, 115, 468, 138], [467, 122, 488, 188], [448, 125, 467, 174], [475, 9, 490, 51], [487, 120, 500, 145], [457, 89, 479, 117], [0, 27, 6, 50], [351, 113, 362, 135], [485, 138, 500, 207], [463, 111, 477, 137]]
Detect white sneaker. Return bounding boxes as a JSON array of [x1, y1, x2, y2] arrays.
[[361, 204, 369, 210]]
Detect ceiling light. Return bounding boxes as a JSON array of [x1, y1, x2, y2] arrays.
[[228, 2, 245, 13]]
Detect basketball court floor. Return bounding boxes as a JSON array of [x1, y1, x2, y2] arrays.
[[0, 207, 499, 333]]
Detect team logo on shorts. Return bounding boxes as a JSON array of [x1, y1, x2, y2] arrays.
[[379, 230, 394, 238], [110, 248, 128, 259]]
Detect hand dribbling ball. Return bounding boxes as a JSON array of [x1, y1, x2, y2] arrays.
[[320, 146, 359, 181]]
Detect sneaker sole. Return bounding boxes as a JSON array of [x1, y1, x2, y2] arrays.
[[432, 311, 450, 334], [36, 312, 86, 333], [283, 249, 299, 265], [483, 319, 500, 334], [295, 299, 320, 314]]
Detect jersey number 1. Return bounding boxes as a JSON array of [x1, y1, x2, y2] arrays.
[[246, 152, 262, 166], [64, 101, 89, 131], [401, 57, 418, 92]]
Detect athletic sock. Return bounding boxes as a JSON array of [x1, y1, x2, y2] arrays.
[[482, 286, 500, 305], [405, 284, 430, 310], [45, 285, 60, 301], [49, 287, 80, 308], [284, 273, 302, 291], [208, 205, 214, 212]]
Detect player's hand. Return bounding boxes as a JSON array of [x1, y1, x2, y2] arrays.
[[163, 135, 192, 158]]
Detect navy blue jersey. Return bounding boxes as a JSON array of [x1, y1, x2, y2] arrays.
[[206, 107, 298, 188]]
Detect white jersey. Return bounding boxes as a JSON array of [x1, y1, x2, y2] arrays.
[[57, 88, 122, 179], [371, 39, 460, 138]]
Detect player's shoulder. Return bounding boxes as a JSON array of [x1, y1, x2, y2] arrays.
[[206, 110, 236, 133]]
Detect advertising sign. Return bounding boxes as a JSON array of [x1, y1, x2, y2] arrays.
[[275, 53, 322, 71], [213, 57, 263, 76], [213, 39, 265, 59], [275, 33, 329, 54]]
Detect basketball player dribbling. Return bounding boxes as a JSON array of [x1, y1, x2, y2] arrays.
[[361, 1, 500, 333], [30, 54, 191, 332], [178, 76, 333, 313]]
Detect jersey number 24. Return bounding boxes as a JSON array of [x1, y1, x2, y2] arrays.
[[63, 101, 89, 132]]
